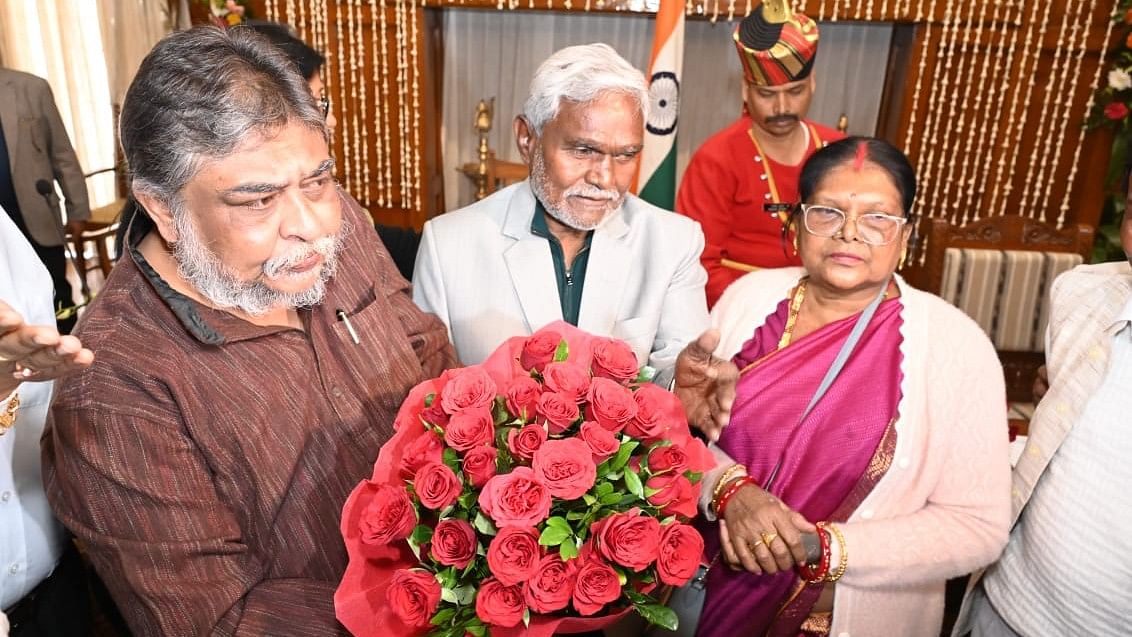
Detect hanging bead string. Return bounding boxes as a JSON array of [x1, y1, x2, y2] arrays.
[[378, 0, 393, 205], [1045, 0, 1095, 226], [265, 0, 278, 20], [368, 0, 387, 206], [981, 0, 1028, 220], [992, 0, 1053, 218], [333, 1, 352, 195], [950, 0, 1007, 226], [347, 0, 364, 198], [395, 0, 411, 208], [901, 0, 938, 154], [1027, 0, 1084, 222], [935, 0, 982, 225], [1060, 0, 1113, 226], [913, 0, 960, 223], [297, 0, 309, 42], [354, 0, 371, 203], [409, 0, 423, 212], [863, 0, 874, 21], [727, 0, 736, 22]]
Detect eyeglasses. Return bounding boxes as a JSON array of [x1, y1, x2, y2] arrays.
[[800, 204, 907, 246], [319, 95, 330, 117]]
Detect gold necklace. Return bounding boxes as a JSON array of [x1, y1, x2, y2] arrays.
[[778, 279, 808, 350]]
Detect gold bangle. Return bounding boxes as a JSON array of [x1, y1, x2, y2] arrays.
[[820, 522, 848, 583], [0, 392, 20, 435], [712, 463, 748, 506]]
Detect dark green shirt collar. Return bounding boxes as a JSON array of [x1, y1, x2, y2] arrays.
[[529, 201, 593, 326]]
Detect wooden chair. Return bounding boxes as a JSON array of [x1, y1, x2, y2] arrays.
[[68, 167, 125, 287], [903, 215, 1094, 404]]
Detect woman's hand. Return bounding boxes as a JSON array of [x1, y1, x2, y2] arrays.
[[719, 483, 815, 575], [0, 299, 93, 396]]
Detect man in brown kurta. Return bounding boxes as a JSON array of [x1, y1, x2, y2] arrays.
[[41, 27, 455, 636]]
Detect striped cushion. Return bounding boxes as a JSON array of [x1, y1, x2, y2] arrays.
[[938, 248, 1083, 352]]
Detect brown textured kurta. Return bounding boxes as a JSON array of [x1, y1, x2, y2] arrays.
[[41, 192, 456, 636]]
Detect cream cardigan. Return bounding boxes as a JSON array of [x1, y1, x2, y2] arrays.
[[710, 267, 1012, 637]]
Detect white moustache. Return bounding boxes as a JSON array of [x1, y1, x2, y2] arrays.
[[263, 235, 339, 279]]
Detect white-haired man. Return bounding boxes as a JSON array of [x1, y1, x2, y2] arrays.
[[413, 43, 710, 371]]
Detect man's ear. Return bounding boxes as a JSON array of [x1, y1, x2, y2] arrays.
[[514, 116, 535, 166], [133, 190, 178, 244]]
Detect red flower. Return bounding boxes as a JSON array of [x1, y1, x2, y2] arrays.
[[524, 553, 577, 613], [414, 462, 462, 510], [656, 523, 705, 586], [585, 378, 638, 433], [520, 331, 562, 372], [399, 430, 444, 480], [475, 577, 526, 627], [536, 391, 580, 434], [504, 376, 542, 422], [592, 508, 661, 572], [578, 420, 620, 463], [648, 443, 690, 475], [430, 518, 478, 569], [420, 400, 450, 428], [478, 466, 552, 527], [444, 406, 494, 452], [1105, 101, 1129, 121], [646, 473, 697, 519], [486, 526, 542, 585], [542, 362, 592, 403], [386, 569, 441, 627], [440, 367, 498, 415], [359, 483, 416, 546], [572, 558, 621, 616], [462, 445, 498, 488], [591, 338, 639, 384], [532, 438, 598, 499], [624, 383, 672, 440], [507, 424, 548, 462]]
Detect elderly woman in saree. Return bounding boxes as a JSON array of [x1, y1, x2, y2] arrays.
[[694, 137, 1011, 637]]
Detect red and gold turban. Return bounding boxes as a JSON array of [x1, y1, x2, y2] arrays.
[[733, 0, 820, 87]]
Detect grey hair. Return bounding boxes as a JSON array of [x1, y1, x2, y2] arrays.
[[522, 43, 649, 135], [120, 26, 326, 204]]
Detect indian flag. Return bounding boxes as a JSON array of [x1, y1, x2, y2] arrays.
[[633, 0, 684, 210]]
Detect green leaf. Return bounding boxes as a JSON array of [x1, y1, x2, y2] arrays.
[[582, 493, 597, 506], [635, 602, 679, 631], [442, 448, 460, 472], [430, 607, 458, 625], [539, 525, 572, 546], [407, 524, 432, 559], [474, 511, 498, 536], [493, 396, 511, 425], [424, 393, 436, 408], [599, 492, 623, 505], [453, 584, 476, 605], [684, 470, 703, 483], [595, 482, 615, 497], [441, 587, 459, 604], [624, 468, 644, 499], [643, 486, 662, 498], [553, 339, 570, 362], [559, 536, 579, 560], [634, 365, 656, 384], [609, 440, 639, 472], [465, 625, 487, 637], [436, 567, 458, 589], [545, 516, 572, 533]]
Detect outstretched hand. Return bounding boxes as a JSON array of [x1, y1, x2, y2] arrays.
[[0, 299, 93, 396], [673, 329, 738, 441]]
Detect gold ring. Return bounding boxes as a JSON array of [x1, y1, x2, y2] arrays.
[[761, 532, 779, 545], [747, 540, 764, 552]]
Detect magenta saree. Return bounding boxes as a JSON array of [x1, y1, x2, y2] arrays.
[[695, 292, 904, 637]]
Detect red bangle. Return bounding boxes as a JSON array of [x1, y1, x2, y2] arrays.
[[797, 526, 831, 583], [715, 476, 757, 518]]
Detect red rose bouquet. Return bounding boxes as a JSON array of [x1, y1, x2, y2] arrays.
[[336, 322, 713, 637]]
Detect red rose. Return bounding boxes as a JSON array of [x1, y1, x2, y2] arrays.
[[525, 553, 577, 613], [462, 445, 498, 488], [414, 462, 463, 510], [507, 424, 548, 462], [486, 526, 541, 585], [656, 523, 705, 586], [1106, 101, 1131, 120], [420, 400, 450, 428], [475, 577, 526, 628], [585, 378, 638, 433], [386, 569, 441, 628], [504, 376, 542, 422], [441, 367, 498, 415], [399, 430, 445, 480], [478, 466, 552, 527], [591, 508, 661, 572], [624, 383, 672, 440], [536, 391, 580, 434], [572, 559, 622, 616], [542, 362, 592, 403], [645, 473, 697, 519], [520, 330, 562, 372], [578, 420, 620, 463], [591, 338, 640, 384], [359, 483, 416, 545], [532, 438, 597, 499], [444, 406, 495, 451], [430, 518, 478, 569], [648, 443, 689, 475]]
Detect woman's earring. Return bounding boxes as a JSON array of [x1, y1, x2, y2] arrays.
[[898, 246, 908, 270], [791, 232, 800, 256]]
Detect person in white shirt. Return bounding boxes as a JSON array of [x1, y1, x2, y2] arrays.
[[954, 191, 1132, 636], [0, 207, 93, 635]]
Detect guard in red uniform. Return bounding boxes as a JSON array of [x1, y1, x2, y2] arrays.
[[677, 0, 844, 307]]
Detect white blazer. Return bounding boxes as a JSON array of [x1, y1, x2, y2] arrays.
[[412, 181, 709, 369]]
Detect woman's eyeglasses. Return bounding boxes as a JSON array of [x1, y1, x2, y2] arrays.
[[800, 204, 907, 246]]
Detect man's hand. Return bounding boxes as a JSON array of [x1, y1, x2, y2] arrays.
[[0, 299, 93, 396], [1033, 364, 1049, 403], [673, 329, 738, 441]]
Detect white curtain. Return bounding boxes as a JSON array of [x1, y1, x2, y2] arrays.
[[96, 0, 172, 105], [441, 11, 892, 211]]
